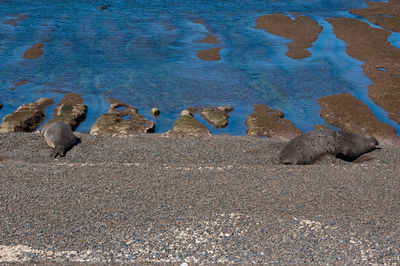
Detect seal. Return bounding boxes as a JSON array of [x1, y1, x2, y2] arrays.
[[335, 131, 379, 161], [278, 129, 379, 164], [39, 122, 77, 157]]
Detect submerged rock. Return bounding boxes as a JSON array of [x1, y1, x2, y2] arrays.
[[318, 93, 398, 141], [44, 93, 87, 131], [90, 99, 154, 136], [199, 106, 233, 128], [0, 103, 2, 110], [246, 104, 301, 139], [23, 43, 44, 59], [166, 111, 211, 137], [0, 98, 54, 133], [196, 47, 221, 61]]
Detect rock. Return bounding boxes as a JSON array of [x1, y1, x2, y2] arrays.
[[200, 107, 232, 128], [0, 98, 54, 133], [90, 99, 154, 136], [165, 112, 211, 137], [44, 93, 87, 131], [180, 109, 192, 116], [245, 104, 301, 140], [217, 105, 234, 112], [318, 93, 398, 141], [0, 103, 2, 110], [151, 107, 160, 118]]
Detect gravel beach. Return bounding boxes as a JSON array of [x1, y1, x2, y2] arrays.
[[0, 133, 399, 263]]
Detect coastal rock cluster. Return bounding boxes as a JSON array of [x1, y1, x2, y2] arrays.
[[89, 99, 154, 136], [0, 95, 399, 142]]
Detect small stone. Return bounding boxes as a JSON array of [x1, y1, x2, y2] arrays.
[[151, 107, 160, 117], [180, 109, 192, 116], [217, 105, 234, 112]]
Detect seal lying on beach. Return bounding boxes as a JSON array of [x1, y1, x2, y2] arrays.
[[279, 129, 379, 165], [39, 122, 77, 157]]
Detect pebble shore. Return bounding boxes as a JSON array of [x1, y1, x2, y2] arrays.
[[1, 133, 399, 263]]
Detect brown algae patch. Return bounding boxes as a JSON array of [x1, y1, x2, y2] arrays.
[[318, 93, 398, 140], [245, 104, 301, 140], [328, 18, 400, 125], [198, 35, 219, 44], [23, 43, 44, 59], [5, 14, 28, 27], [196, 47, 221, 61], [350, 0, 400, 32], [255, 14, 322, 59], [9, 80, 28, 91]]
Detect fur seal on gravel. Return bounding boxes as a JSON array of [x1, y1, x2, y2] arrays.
[[279, 129, 379, 165], [39, 122, 77, 157]]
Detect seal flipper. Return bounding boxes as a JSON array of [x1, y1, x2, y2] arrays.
[[51, 145, 65, 158]]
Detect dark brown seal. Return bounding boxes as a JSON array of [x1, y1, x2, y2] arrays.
[[279, 129, 379, 165]]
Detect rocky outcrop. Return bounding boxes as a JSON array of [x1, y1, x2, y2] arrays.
[[90, 99, 154, 136], [246, 104, 301, 139], [23, 43, 44, 59], [44, 93, 87, 131], [0, 98, 54, 133], [165, 110, 211, 137], [328, 18, 400, 127], [318, 93, 398, 140], [199, 106, 233, 128], [255, 14, 322, 59]]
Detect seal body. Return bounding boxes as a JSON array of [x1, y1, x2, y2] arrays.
[[39, 122, 76, 157], [279, 129, 378, 164], [335, 131, 379, 161]]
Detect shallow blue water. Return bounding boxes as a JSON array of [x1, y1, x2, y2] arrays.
[[0, 0, 398, 135]]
